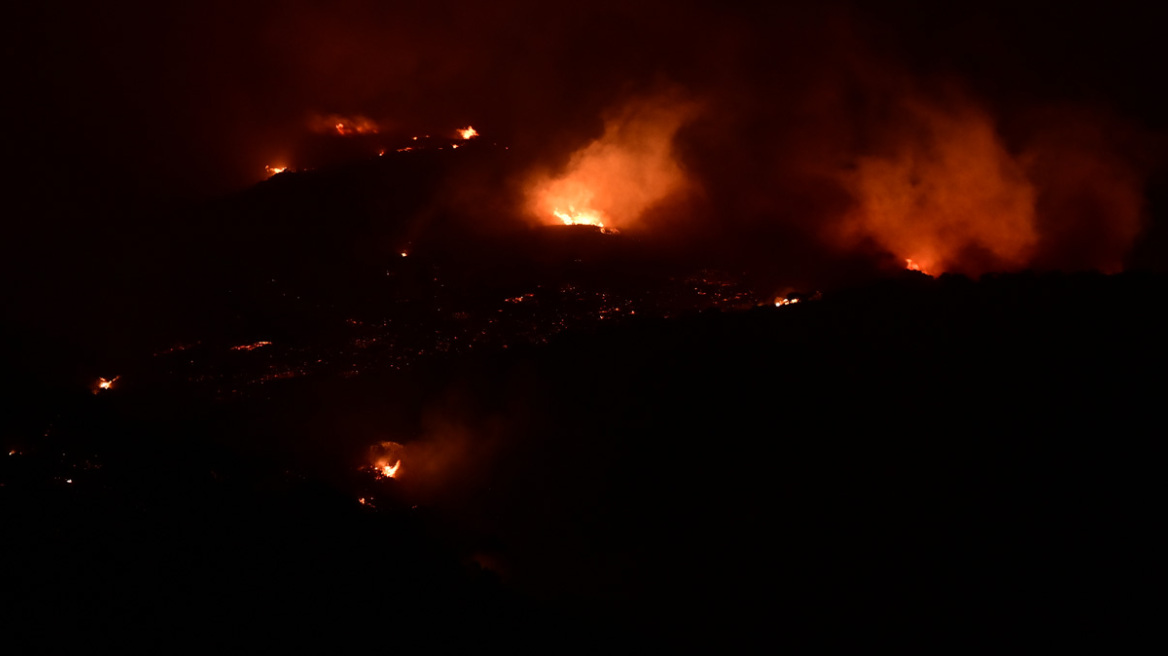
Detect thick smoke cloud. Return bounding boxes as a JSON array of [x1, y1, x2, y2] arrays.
[[525, 90, 700, 231]]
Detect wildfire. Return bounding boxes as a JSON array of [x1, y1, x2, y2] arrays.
[[379, 460, 401, 478], [93, 376, 119, 394], [231, 341, 272, 352], [905, 258, 931, 275], [528, 92, 698, 233], [458, 126, 478, 140], [369, 441, 406, 480], [774, 297, 800, 307], [265, 165, 288, 177], [552, 206, 611, 231], [310, 114, 380, 136]]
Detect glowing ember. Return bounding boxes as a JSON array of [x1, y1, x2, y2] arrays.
[[774, 297, 800, 307], [265, 165, 288, 177], [458, 126, 478, 140], [93, 376, 120, 394], [231, 341, 272, 352]]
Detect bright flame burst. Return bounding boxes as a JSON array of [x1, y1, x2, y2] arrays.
[[265, 165, 288, 177], [369, 441, 406, 480], [458, 126, 479, 140], [552, 206, 610, 230], [93, 376, 119, 394], [379, 460, 401, 478], [528, 92, 697, 233]]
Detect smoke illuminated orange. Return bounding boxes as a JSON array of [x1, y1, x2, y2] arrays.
[[837, 100, 1038, 276], [528, 92, 698, 232], [310, 113, 379, 136]]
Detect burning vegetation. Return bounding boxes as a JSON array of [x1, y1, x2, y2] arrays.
[[528, 93, 698, 234], [368, 441, 406, 480]]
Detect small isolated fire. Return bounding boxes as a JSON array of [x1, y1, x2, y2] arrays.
[[458, 126, 478, 140], [368, 441, 406, 480], [93, 376, 119, 394]]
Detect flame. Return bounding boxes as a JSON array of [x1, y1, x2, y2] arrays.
[[369, 441, 406, 480], [93, 375, 120, 393], [528, 92, 698, 233], [265, 165, 288, 177], [552, 206, 609, 229], [774, 297, 800, 307], [458, 126, 479, 140], [905, 258, 930, 275]]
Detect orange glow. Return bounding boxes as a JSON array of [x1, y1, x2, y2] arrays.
[[905, 258, 930, 275], [369, 441, 406, 480], [380, 460, 401, 478], [552, 206, 609, 230], [265, 165, 288, 177], [528, 92, 698, 233], [231, 341, 272, 352], [836, 99, 1038, 276], [774, 298, 800, 307], [309, 113, 379, 136], [93, 376, 120, 394], [458, 126, 479, 140]]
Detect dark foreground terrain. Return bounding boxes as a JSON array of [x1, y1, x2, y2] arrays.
[[3, 268, 1164, 651]]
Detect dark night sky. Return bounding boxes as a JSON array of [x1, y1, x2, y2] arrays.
[[6, 1, 1166, 196]]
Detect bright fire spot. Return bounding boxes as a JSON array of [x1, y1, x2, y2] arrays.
[[458, 126, 479, 140], [774, 297, 801, 307], [552, 206, 610, 230], [93, 376, 120, 394], [400, 251, 409, 257], [265, 165, 288, 177], [231, 341, 272, 352], [528, 92, 698, 233], [380, 460, 401, 478], [905, 258, 931, 275], [369, 441, 406, 480]]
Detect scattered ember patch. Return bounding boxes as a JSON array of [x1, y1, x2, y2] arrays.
[[230, 341, 272, 352]]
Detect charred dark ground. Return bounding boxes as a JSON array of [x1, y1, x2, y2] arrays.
[[3, 1, 1168, 651]]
